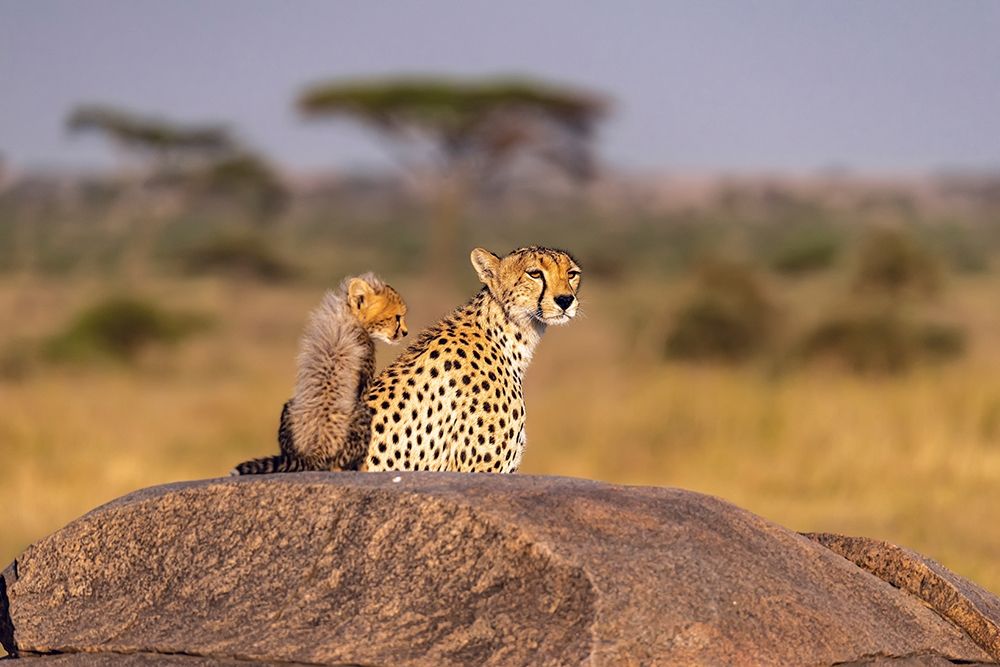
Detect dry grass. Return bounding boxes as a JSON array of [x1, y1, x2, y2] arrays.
[[2, 267, 1000, 598]]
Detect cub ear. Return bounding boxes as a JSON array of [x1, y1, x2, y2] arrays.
[[348, 277, 375, 310], [470, 248, 501, 285]]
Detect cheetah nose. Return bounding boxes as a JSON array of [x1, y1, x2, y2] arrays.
[[554, 294, 575, 311]]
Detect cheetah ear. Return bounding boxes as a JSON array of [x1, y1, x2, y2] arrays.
[[348, 277, 374, 311], [470, 248, 501, 286]]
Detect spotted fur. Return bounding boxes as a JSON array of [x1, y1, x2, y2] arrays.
[[232, 273, 408, 475], [365, 246, 581, 472]]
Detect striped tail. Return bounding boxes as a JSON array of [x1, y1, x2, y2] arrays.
[[230, 454, 309, 476], [277, 400, 295, 457], [229, 401, 308, 476]]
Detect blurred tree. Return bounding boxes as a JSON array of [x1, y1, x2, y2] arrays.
[[67, 105, 235, 178], [66, 105, 288, 277], [296, 76, 609, 280]]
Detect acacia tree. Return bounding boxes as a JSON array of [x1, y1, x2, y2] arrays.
[[296, 76, 609, 279], [68, 105, 235, 180], [68, 104, 289, 213], [66, 105, 286, 278]]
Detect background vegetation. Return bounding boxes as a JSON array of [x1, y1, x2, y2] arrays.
[[2, 167, 1000, 599]]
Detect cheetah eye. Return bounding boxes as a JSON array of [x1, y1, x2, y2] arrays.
[[526, 270, 543, 279], [568, 270, 581, 279], [395, 315, 401, 322]]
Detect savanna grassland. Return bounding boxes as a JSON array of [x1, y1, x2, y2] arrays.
[[2, 173, 1000, 598]]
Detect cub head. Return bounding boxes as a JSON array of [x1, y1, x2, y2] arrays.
[[346, 274, 408, 344], [470, 246, 582, 326]]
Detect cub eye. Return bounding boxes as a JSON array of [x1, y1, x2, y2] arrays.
[[395, 315, 401, 322], [526, 270, 543, 279]]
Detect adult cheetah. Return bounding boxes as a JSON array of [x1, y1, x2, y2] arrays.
[[365, 246, 581, 472]]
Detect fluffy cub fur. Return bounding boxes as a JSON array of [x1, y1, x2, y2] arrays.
[[232, 273, 407, 475]]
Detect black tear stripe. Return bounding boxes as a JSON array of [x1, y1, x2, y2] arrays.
[[536, 271, 548, 317]]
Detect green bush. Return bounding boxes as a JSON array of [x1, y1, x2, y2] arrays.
[[178, 234, 298, 282], [854, 228, 941, 297], [800, 311, 965, 375], [918, 321, 968, 360], [767, 226, 841, 275], [665, 261, 777, 362], [45, 296, 208, 363]]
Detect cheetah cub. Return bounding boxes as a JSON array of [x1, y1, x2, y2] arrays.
[[232, 273, 408, 475]]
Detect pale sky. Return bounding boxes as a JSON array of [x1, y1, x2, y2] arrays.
[[2, 0, 999, 172]]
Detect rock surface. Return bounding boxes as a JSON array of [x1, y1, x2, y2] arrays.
[[806, 532, 1000, 661], [1, 473, 999, 666]]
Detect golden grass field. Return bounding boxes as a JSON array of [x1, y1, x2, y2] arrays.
[[3, 249, 1000, 601]]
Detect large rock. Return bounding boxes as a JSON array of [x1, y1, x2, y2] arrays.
[[2, 473, 998, 665]]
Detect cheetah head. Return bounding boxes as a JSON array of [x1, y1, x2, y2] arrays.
[[470, 246, 582, 327], [347, 274, 409, 344]]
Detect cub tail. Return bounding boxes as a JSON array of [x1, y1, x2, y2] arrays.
[[229, 454, 309, 476]]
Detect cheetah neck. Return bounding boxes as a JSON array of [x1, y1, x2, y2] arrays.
[[467, 288, 543, 378]]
